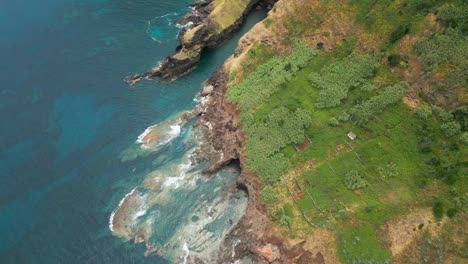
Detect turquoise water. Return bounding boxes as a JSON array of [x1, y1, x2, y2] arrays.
[[0, 0, 265, 263]]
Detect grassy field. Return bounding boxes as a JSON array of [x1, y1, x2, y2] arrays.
[[227, 0, 467, 262]]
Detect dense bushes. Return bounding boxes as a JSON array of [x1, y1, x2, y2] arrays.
[[261, 186, 279, 203], [432, 201, 444, 219], [451, 106, 468, 131], [415, 29, 468, 71], [272, 205, 294, 226], [440, 121, 461, 137], [437, 2, 468, 34], [228, 42, 317, 111], [387, 54, 401, 67], [376, 162, 399, 179], [350, 82, 410, 125], [414, 2, 467, 91], [328, 117, 339, 127], [389, 24, 410, 43], [310, 54, 379, 109], [244, 107, 312, 184], [344, 170, 368, 190], [415, 105, 433, 120]]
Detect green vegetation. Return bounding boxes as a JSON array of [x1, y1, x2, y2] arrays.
[[226, 0, 468, 262], [243, 107, 311, 184], [261, 186, 279, 203], [272, 204, 294, 227], [309, 54, 379, 109], [328, 117, 339, 127], [415, 105, 433, 120], [441, 121, 461, 137], [376, 162, 398, 179], [387, 54, 401, 67], [433, 201, 445, 219], [344, 170, 368, 190], [339, 225, 391, 264], [349, 82, 409, 125], [228, 41, 317, 112]]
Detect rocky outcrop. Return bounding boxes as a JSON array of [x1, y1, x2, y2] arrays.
[[129, 0, 276, 85], [195, 65, 325, 263]]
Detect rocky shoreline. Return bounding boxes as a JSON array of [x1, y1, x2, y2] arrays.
[[194, 66, 323, 264], [131, 0, 323, 262], [128, 0, 276, 85]]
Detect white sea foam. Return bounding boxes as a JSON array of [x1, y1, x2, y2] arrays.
[[181, 242, 190, 264], [134, 208, 147, 219], [136, 120, 182, 151], [136, 125, 154, 144], [162, 158, 194, 189], [170, 124, 181, 137], [109, 187, 138, 232], [176, 21, 194, 29]]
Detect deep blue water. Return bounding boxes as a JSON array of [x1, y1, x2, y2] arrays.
[[0, 0, 265, 263]]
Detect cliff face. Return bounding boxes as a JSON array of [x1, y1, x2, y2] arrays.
[[129, 0, 276, 85], [193, 1, 324, 262]]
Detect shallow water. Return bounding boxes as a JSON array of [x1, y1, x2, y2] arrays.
[[0, 0, 265, 263]]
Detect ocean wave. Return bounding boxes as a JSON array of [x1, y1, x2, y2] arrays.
[[146, 12, 180, 43]]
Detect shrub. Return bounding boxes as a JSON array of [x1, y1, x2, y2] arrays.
[[272, 207, 292, 227], [446, 208, 458, 218], [263, 18, 273, 28], [415, 105, 433, 120], [451, 106, 468, 131], [350, 82, 410, 125], [376, 162, 399, 179], [432, 106, 453, 122], [388, 54, 401, 67], [414, 28, 468, 71], [338, 111, 350, 121], [310, 54, 379, 109], [389, 25, 410, 43], [433, 201, 444, 219], [440, 121, 461, 137], [228, 41, 317, 111], [437, 3, 468, 32], [261, 186, 279, 203], [244, 107, 312, 183], [328, 117, 339, 127], [344, 170, 368, 190], [459, 132, 468, 145], [360, 83, 377, 92]]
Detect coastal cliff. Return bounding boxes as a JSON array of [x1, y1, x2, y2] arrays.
[[133, 0, 468, 263], [192, 1, 324, 262], [188, 0, 468, 263], [129, 0, 276, 85]]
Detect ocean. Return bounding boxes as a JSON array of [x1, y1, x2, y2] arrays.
[[0, 0, 265, 263]]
